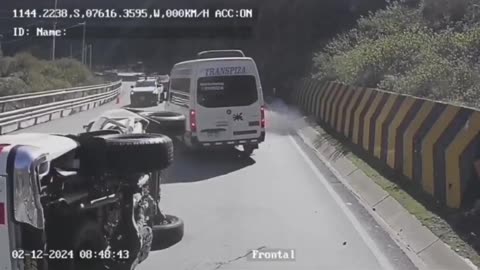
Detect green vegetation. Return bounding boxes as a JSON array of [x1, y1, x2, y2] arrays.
[[313, 0, 480, 108], [0, 52, 101, 97]]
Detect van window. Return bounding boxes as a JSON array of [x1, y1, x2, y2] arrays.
[[197, 75, 258, 108], [170, 78, 190, 93]]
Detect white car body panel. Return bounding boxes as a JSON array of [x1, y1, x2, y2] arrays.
[[87, 109, 150, 134], [0, 174, 12, 270], [0, 145, 13, 176], [88, 109, 149, 125], [0, 133, 78, 161]]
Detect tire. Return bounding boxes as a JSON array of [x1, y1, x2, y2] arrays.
[[141, 111, 186, 137], [242, 145, 255, 157], [71, 220, 108, 270], [151, 215, 184, 251], [79, 133, 173, 175], [21, 224, 48, 270], [78, 130, 122, 137], [25, 256, 46, 270]]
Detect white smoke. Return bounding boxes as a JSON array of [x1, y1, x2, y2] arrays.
[[265, 97, 306, 135]]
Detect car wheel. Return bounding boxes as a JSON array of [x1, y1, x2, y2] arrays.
[[241, 145, 255, 157], [151, 215, 184, 251], [79, 133, 173, 175], [24, 256, 47, 270], [141, 111, 186, 138], [20, 224, 49, 270]]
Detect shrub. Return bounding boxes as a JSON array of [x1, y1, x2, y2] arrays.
[[312, 0, 480, 108], [0, 53, 99, 95], [0, 57, 16, 77], [0, 77, 32, 96]]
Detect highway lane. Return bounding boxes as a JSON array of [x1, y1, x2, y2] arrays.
[[11, 86, 417, 270], [138, 110, 417, 270]]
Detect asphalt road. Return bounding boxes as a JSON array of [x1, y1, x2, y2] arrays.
[[12, 82, 418, 270]]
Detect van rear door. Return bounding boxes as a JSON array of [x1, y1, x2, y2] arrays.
[[195, 63, 262, 143]]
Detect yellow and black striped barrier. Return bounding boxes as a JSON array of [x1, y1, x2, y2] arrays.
[[292, 79, 480, 209]]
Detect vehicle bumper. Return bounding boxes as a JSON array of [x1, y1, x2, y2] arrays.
[[185, 131, 265, 149]]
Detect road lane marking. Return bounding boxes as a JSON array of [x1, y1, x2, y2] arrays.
[[288, 134, 395, 270]]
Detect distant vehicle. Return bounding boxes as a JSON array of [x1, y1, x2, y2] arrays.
[[158, 75, 170, 83], [165, 53, 265, 157], [118, 72, 145, 82], [130, 79, 161, 107], [197, 50, 246, 59], [157, 75, 170, 101]]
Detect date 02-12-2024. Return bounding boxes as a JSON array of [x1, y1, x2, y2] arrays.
[[11, 249, 130, 260]]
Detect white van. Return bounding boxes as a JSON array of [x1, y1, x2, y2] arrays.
[[165, 53, 265, 156]]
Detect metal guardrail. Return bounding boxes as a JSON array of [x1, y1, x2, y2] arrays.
[[0, 81, 121, 113], [0, 83, 109, 101], [0, 81, 122, 135]]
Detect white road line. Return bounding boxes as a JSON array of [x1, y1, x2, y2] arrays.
[[288, 135, 395, 270]]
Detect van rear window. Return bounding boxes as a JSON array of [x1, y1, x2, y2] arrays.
[[170, 78, 190, 93], [197, 76, 258, 108]]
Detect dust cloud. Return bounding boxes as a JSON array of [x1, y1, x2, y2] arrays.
[[265, 98, 305, 136]]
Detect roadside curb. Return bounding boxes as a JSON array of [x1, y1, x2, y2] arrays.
[[293, 116, 477, 270]]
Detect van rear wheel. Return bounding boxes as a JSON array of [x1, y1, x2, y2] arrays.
[[242, 145, 256, 157]]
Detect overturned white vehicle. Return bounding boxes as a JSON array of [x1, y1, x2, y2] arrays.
[[0, 108, 186, 270]]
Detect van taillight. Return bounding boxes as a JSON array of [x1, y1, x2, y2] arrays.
[[0, 203, 5, 225], [0, 144, 10, 225], [261, 106, 265, 128], [0, 144, 9, 151], [190, 110, 197, 132]]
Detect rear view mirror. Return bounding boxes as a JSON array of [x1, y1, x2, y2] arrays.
[[130, 85, 134, 89]]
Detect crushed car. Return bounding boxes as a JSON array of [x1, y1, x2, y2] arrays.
[[0, 108, 186, 270], [83, 108, 186, 141]]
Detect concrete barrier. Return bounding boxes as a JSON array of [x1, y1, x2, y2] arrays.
[[292, 79, 480, 209]]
